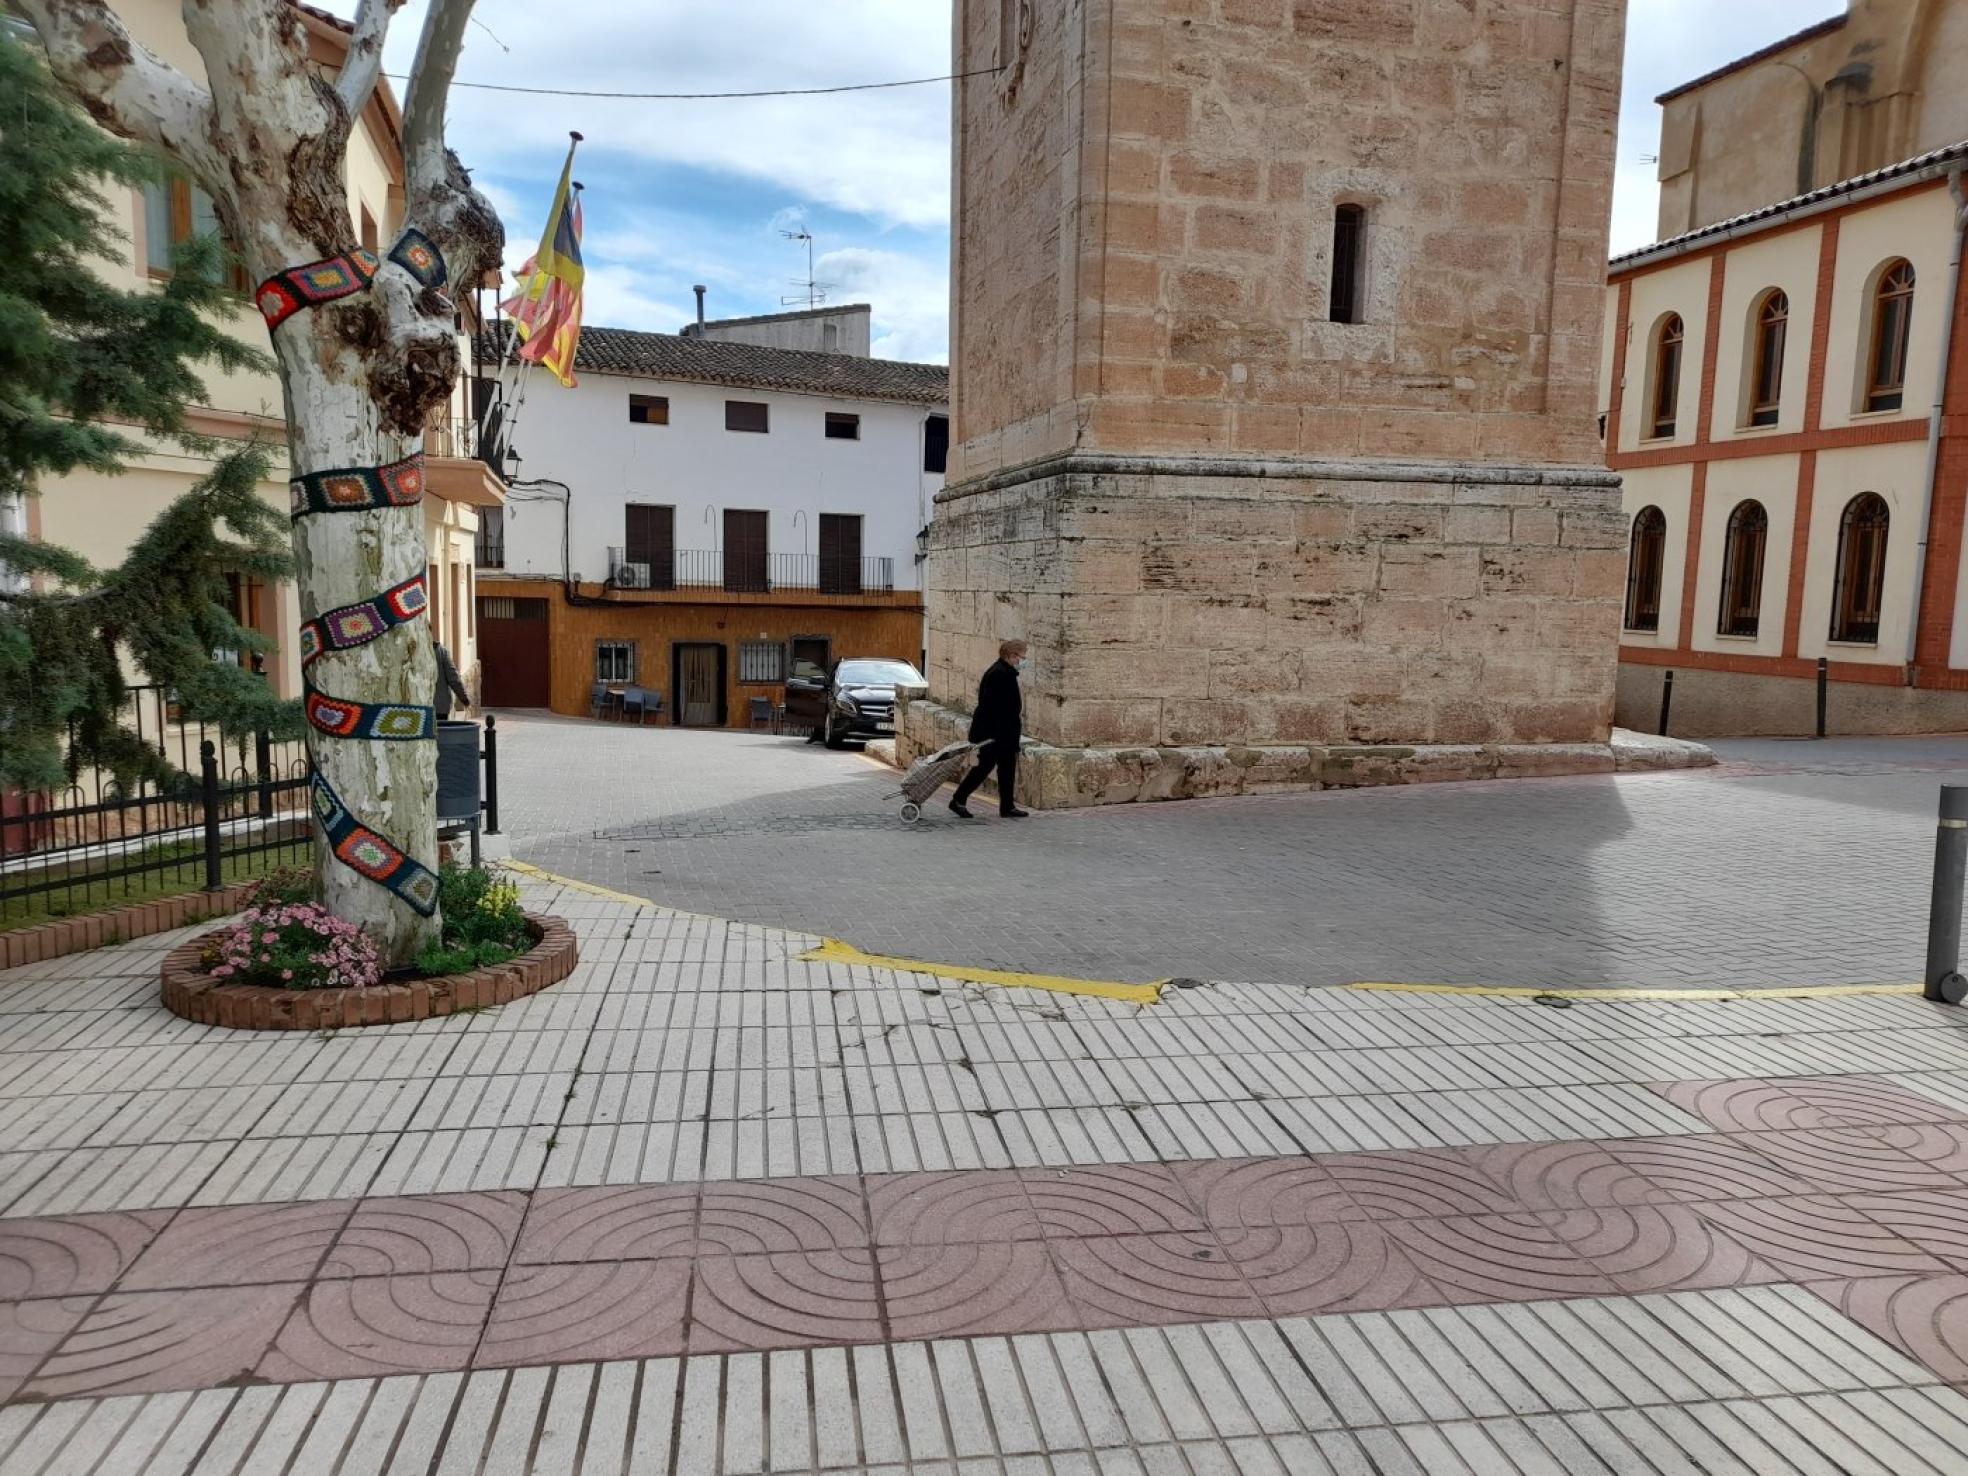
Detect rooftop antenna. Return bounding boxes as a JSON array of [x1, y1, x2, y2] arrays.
[[779, 226, 833, 307]]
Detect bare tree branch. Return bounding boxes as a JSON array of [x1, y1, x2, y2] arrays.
[[336, 0, 401, 121], [14, 0, 222, 189], [400, 0, 474, 202]]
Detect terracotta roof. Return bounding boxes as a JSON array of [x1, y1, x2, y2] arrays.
[[693, 303, 872, 331], [1655, 13, 1846, 104], [491, 323, 948, 405], [289, 1, 352, 35], [1611, 137, 1968, 270]]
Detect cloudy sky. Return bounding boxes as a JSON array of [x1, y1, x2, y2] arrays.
[[335, 1, 1844, 366]]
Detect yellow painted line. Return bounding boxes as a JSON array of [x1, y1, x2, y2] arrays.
[[1348, 980, 1922, 1002], [496, 859, 736, 919], [800, 938, 1165, 1005]]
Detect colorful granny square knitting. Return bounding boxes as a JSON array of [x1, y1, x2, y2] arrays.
[[306, 690, 365, 738], [368, 705, 431, 740], [385, 577, 428, 619], [325, 607, 384, 646], [335, 827, 406, 882], [320, 474, 373, 509], [379, 458, 425, 505], [387, 229, 447, 289], [257, 281, 300, 325]]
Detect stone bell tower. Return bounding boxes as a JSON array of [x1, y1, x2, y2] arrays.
[[913, 0, 1635, 807]]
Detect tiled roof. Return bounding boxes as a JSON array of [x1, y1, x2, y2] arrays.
[[1654, 13, 1846, 104], [1610, 138, 1968, 270], [693, 303, 871, 331], [491, 324, 948, 405]]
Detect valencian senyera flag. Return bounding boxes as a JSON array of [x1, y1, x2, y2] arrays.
[[501, 137, 585, 388]]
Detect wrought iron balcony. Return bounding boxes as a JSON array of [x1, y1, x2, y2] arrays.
[[605, 548, 894, 595]]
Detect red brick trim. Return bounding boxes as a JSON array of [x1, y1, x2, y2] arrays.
[[1677, 463, 1709, 647], [158, 912, 579, 1030], [1693, 255, 1728, 445], [1803, 216, 1841, 433], [1782, 450, 1819, 659], [1610, 416, 1928, 471], [1605, 278, 1632, 452], [0, 882, 260, 972], [1912, 257, 1968, 673]]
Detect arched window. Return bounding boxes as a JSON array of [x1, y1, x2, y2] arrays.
[[1649, 315, 1683, 439], [1330, 204, 1366, 324], [1866, 260, 1916, 412], [1718, 500, 1769, 637], [1830, 493, 1890, 643], [1624, 506, 1667, 633], [1747, 290, 1788, 427]]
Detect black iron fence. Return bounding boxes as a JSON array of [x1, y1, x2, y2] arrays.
[[606, 547, 894, 594]]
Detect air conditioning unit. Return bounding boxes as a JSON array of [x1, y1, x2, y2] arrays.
[[618, 562, 650, 589]]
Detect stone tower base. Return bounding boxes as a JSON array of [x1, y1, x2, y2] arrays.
[[925, 453, 1633, 757], [897, 698, 1713, 811]]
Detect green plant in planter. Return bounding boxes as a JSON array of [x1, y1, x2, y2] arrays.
[[414, 863, 530, 976]]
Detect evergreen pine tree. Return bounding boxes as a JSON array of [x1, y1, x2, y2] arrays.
[[0, 32, 298, 793]]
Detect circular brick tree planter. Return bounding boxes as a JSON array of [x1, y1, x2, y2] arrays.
[[160, 913, 578, 1030]]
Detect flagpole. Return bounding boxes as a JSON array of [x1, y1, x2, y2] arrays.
[[489, 131, 582, 470], [499, 175, 580, 479]]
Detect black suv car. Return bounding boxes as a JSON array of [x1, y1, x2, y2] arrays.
[[788, 657, 926, 747]]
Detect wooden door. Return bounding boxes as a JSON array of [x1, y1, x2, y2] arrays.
[[624, 503, 675, 589], [818, 513, 862, 594], [674, 643, 725, 727], [723, 509, 767, 592], [477, 597, 550, 708]]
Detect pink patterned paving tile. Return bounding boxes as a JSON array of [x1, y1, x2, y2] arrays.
[[1689, 1196, 1948, 1281], [866, 1170, 1042, 1247], [1019, 1164, 1204, 1238], [478, 1260, 690, 1368], [323, 1193, 526, 1277], [119, 1202, 353, 1291], [1213, 1221, 1438, 1317], [1733, 1129, 1962, 1195], [1381, 1214, 1618, 1305], [1534, 1204, 1784, 1295], [688, 1250, 883, 1353], [1050, 1233, 1263, 1329], [1170, 1156, 1355, 1228], [512, 1184, 699, 1265], [0, 1298, 95, 1402], [21, 1283, 304, 1400], [878, 1242, 1084, 1342], [1654, 1077, 1965, 1134], [0, 1211, 172, 1299], [695, 1178, 869, 1255], [1881, 1122, 1968, 1179], [1844, 1190, 1968, 1274], [258, 1272, 499, 1382], [1467, 1142, 1656, 1211], [1602, 1134, 1816, 1202], [1806, 1275, 1968, 1384], [1321, 1149, 1522, 1220]]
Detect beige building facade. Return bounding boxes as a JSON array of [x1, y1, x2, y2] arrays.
[[913, 0, 1643, 807], [1657, 0, 1968, 238], [15, 0, 498, 710]]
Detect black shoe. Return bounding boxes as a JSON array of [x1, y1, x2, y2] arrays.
[[949, 800, 973, 818], [1001, 807, 1030, 818]]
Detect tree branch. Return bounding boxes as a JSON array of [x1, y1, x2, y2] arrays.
[[14, 0, 221, 188], [336, 0, 401, 121], [400, 0, 473, 203]]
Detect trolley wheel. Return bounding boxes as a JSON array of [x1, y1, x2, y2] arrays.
[[900, 801, 922, 824]]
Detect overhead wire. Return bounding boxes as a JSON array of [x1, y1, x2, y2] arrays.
[[380, 66, 1000, 101]]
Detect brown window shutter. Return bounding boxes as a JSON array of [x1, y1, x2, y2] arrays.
[[724, 509, 768, 592]]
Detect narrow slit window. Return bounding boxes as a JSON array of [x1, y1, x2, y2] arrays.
[[1748, 290, 1788, 428], [1650, 315, 1683, 439], [1867, 260, 1916, 413], [824, 412, 860, 441], [1829, 493, 1890, 644], [629, 394, 670, 425], [1624, 506, 1667, 633], [725, 400, 769, 433], [1330, 204, 1366, 325], [1717, 500, 1769, 638]]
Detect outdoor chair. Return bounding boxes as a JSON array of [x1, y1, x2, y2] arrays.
[[589, 682, 609, 719], [622, 687, 656, 724], [748, 697, 774, 730]]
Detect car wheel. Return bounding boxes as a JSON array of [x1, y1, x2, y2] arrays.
[[823, 709, 845, 748]]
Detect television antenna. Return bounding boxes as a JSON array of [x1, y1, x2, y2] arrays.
[[779, 227, 834, 307]]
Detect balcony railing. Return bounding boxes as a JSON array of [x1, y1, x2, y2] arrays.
[[475, 531, 505, 569], [606, 548, 894, 595]]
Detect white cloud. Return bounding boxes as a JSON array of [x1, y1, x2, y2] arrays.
[[818, 246, 949, 365]]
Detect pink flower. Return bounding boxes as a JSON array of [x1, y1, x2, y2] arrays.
[[281, 969, 294, 981]]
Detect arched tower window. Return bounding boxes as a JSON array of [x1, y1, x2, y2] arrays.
[[1747, 290, 1788, 428], [1830, 493, 1890, 643], [1649, 315, 1684, 439], [1329, 204, 1366, 325], [1718, 500, 1769, 638], [1624, 506, 1667, 633], [1866, 260, 1916, 412]]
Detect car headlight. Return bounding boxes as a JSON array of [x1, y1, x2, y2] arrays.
[[834, 693, 858, 714]]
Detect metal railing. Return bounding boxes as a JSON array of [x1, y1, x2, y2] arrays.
[[605, 548, 894, 594], [475, 530, 505, 569]]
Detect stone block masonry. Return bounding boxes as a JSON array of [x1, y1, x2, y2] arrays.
[[926, 452, 1626, 751]]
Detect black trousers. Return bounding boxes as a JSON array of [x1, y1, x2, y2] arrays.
[[953, 739, 1018, 813]]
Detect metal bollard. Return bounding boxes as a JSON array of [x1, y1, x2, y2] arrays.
[[1658, 670, 1674, 737], [1816, 657, 1828, 740], [1925, 785, 1968, 1003], [481, 713, 501, 836]]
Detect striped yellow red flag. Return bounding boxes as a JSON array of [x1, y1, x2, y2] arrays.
[[501, 138, 585, 389]]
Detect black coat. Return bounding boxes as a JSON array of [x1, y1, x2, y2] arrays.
[[967, 659, 1022, 745]]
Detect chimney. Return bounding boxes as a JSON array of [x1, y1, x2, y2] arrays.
[[693, 285, 707, 336]]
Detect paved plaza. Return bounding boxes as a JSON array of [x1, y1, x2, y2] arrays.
[[8, 731, 1968, 1469], [499, 714, 1968, 991]]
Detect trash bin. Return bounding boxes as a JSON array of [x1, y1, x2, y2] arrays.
[[435, 720, 481, 825]]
